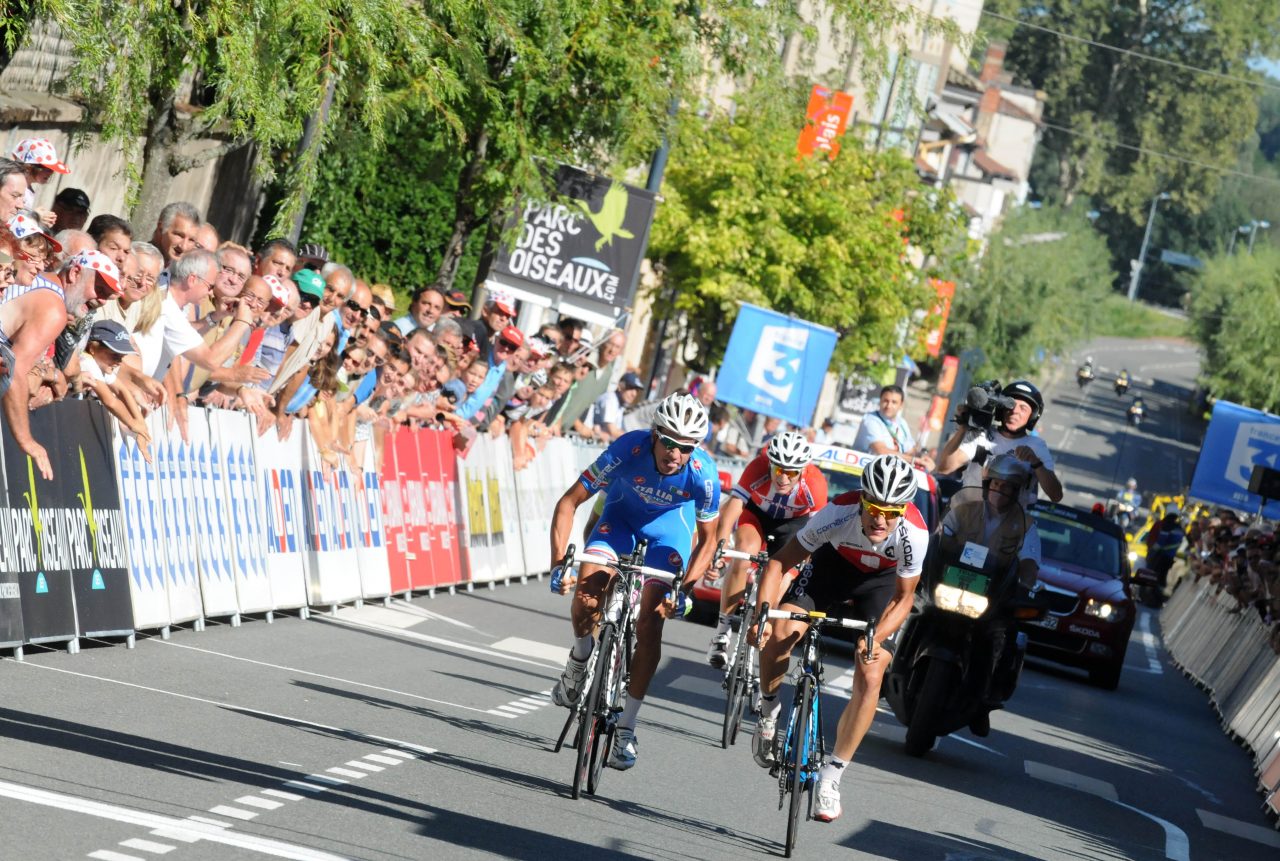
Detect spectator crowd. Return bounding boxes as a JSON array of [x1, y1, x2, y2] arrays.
[[1185, 508, 1280, 654]]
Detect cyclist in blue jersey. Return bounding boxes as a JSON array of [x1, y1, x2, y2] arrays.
[[549, 392, 721, 770]]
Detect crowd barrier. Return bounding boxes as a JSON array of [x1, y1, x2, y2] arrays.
[[1162, 580, 1280, 823]]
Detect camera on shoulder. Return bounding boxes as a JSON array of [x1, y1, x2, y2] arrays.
[[955, 380, 1018, 437]]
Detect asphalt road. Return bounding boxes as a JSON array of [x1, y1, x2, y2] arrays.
[[3, 335, 1278, 861]]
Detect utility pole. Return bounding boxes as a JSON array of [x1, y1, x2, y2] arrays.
[[1127, 192, 1170, 302]]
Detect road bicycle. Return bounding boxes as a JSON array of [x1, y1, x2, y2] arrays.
[[552, 541, 684, 799], [711, 538, 770, 749], [758, 604, 875, 857]]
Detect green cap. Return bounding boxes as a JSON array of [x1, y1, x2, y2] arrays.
[[292, 268, 324, 301]]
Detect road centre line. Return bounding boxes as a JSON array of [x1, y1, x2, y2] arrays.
[[1026, 760, 1189, 861], [1138, 613, 1163, 674], [150, 639, 494, 715], [1196, 808, 1280, 849], [8, 661, 438, 758], [0, 778, 350, 860]]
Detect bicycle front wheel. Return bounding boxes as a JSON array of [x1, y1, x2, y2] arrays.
[[587, 624, 622, 794], [572, 625, 612, 799], [721, 609, 755, 748], [785, 676, 815, 858]]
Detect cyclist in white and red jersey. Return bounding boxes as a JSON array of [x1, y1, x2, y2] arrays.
[[705, 431, 827, 668], [750, 454, 928, 823]]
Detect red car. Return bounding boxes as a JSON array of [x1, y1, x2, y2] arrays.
[[1025, 502, 1137, 690]]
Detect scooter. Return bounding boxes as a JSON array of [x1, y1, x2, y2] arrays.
[[885, 537, 1050, 756]]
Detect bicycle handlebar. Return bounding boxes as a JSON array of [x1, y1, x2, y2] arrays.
[[764, 608, 870, 631]]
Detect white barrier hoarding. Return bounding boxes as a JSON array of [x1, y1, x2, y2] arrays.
[[256, 425, 309, 610], [186, 410, 240, 618], [207, 409, 274, 614], [114, 427, 169, 630]]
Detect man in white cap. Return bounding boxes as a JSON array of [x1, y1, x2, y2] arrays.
[[0, 249, 121, 479]]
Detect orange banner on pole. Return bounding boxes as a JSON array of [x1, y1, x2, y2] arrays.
[[922, 279, 956, 358], [797, 85, 855, 159]]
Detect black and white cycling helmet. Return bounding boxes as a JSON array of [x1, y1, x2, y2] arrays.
[[766, 431, 813, 470], [653, 392, 709, 441], [860, 455, 917, 506]]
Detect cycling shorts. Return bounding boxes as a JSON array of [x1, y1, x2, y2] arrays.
[[585, 498, 696, 580], [738, 501, 811, 557], [780, 550, 901, 653]]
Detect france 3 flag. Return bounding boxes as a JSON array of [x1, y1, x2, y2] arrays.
[[716, 303, 838, 428]]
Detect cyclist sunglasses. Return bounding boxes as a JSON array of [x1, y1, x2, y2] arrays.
[[771, 465, 801, 479], [863, 500, 906, 520], [655, 433, 696, 454]]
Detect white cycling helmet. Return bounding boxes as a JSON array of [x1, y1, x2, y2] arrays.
[[653, 392, 709, 441], [860, 454, 917, 506], [766, 431, 813, 470]]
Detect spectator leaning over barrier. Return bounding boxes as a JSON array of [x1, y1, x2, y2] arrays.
[[0, 248, 121, 478], [294, 242, 329, 273], [588, 371, 644, 441], [442, 288, 471, 319], [562, 328, 626, 437], [475, 288, 517, 355], [78, 320, 152, 461], [194, 222, 220, 252], [255, 238, 296, 281], [88, 214, 132, 272], [185, 273, 273, 397], [11, 138, 68, 224], [455, 324, 521, 427], [269, 263, 351, 405], [0, 160, 28, 224], [394, 286, 445, 335], [151, 201, 202, 266], [52, 188, 90, 232], [53, 229, 94, 269], [5, 210, 61, 295]]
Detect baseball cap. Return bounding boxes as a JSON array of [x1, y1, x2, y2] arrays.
[[71, 249, 121, 293], [444, 288, 471, 311], [88, 320, 137, 355], [499, 325, 524, 348], [263, 273, 290, 310], [291, 268, 324, 301], [53, 187, 91, 211], [620, 372, 644, 390], [486, 288, 517, 317], [12, 138, 70, 174], [527, 336, 553, 360], [296, 242, 329, 267], [7, 211, 62, 253]]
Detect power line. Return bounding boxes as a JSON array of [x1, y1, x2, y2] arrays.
[[979, 8, 1280, 93], [1038, 120, 1280, 187]]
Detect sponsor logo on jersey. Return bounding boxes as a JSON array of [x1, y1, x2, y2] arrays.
[[634, 476, 646, 484], [632, 484, 677, 505], [884, 545, 896, 559], [692, 459, 703, 471], [669, 551, 683, 566], [631, 446, 642, 456]]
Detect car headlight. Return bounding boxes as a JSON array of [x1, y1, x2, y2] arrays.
[[934, 583, 989, 619], [1084, 598, 1125, 623], [1128, 551, 1138, 563]]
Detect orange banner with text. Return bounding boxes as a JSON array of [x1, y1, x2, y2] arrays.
[[922, 279, 956, 358], [797, 85, 855, 159]]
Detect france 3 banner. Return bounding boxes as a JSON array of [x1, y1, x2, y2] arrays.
[[716, 303, 839, 428], [1190, 401, 1280, 518]]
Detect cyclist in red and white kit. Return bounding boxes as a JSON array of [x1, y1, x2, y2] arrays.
[[706, 431, 827, 668], [750, 454, 927, 823]]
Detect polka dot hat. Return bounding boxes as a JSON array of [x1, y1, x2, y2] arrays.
[[11, 138, 70, 174], [71, 249, 121, 293], [6, 211, 62, 253]]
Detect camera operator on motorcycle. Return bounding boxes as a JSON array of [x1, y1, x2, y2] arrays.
[[936, 380, 1063, 506], [1076, 357, 1095, 386]]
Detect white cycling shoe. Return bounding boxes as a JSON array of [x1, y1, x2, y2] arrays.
[[551, 655, 588, 708], [707, 631, 730, 669], [608, 727, 638, 770], [753, 715, 777, 768], [814, 778, 842, 822]]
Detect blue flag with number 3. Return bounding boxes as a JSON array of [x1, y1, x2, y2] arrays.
[[716, 303, 838, 428]]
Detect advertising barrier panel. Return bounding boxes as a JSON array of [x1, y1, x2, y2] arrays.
[[208, 410, 274, 614], [432, 430, 465, 588], [458, 435, 501, 585], [153, 411, 203, 625], [299, 432, 362, 606], [380, 429, 411, 595], [114, 425, 169, 631], [399, 428, 436, 591], [186, 410, 239, 618], [352, 444, 391, 599], [257, 424, 309, 610], [488, 434, 527, 578]]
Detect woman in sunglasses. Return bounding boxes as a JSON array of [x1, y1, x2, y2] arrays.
[[548, 392, 723, 772], [705, 430, 828, 669], [750, 454, 927, 824]]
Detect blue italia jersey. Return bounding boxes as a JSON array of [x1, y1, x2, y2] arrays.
[[579, 429, 720, 522]]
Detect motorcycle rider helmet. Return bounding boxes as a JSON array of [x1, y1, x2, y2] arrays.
[[983, 453, 1032, 500], [1002, 380, 1043, 431], [766, 431, 813, 471], [1126, 477, 1137, 490], [652, 392, 709, 441], [860, 454, 917, 506]]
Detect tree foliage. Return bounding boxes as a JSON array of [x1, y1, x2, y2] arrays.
[[1188, 246, 1280, 412], [647, 83, 967, 373], [945, 207, 1114, 380]]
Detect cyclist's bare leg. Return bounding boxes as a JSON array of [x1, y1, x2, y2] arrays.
[[569, 564, 613, 638], [757, 606, 808, 696], [830, 642, 890, 762], [718, 525, 762, 616], [627, 581, 670, 702]]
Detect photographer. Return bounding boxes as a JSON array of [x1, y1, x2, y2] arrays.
[[935, 380, 1063, 507]]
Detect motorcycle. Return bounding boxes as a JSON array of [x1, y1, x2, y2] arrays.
[[1107, 498, 1137, 531], [1115, 378, 1130, 396], [1128, 404, 1144, 427], [1131, 567, 1164, 609], [884, 491, 1050, 756], [1076, 367, 1095, 388]]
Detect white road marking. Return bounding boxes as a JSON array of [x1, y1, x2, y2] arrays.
[[1196, 808, 1280, 849], [344, 760, 384, 772], [491, 636, 570, 664], [187, 815, 232, 828], [1138, 612, 1163, 674], [325, 767, 367, 779], [364, 754, 404, 766], [382, 748, 417, 758], [282, 781, 327, 794], [208, 805, 258, 821], [306, 774, 346, 786], [322, 616, 559, 668], [494, 704, 533, 714], [485, 709, 518, 719], [945, 734, 1006, 756], [235, 796, 284, 810], [151, 640, 495, 714], [119, 838, 176, 854], [147, 830, 201, 844], [1026, 760, 1189, 861], [261, 789, 305, 801], [10, 661, 440, 760], [89, 852, 145, 861], [0, 779, 352, 860]]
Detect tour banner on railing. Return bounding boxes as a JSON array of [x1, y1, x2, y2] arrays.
[[208, 409, 276, 614], [256, 422, 309, 610], [380, 429, 411, 594], [299, 433, 361, 607], [351, 443, 390, 600], [1190, 400, 1280, 518], [715, 303, 838, 428], [154, 412, 204, 625], [487, 163, 659, 322], [187, 410, 240, 618], [114, 420, 169, 630]]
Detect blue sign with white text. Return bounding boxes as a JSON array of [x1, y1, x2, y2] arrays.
[[1190, 400, 1280, 518], [716, 303, 838, 428]]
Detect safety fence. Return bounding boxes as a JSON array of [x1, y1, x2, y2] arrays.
[[0, 399, 611, 657], [1162, 579, 1280, 823]]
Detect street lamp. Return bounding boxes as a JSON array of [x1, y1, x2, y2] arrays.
[[1228, 223, 1252, 255], [1127, 191, 1172, 302], [1248, 219, 1271, 254]]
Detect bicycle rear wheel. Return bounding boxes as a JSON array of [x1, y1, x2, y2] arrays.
[[571, 626, 611, 799], [587, 624, 621, 794], [721, 608, 755, 747], [784, 676, 815, 858]]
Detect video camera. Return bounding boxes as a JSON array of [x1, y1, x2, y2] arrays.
[[955, 380, 1018, 437]]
